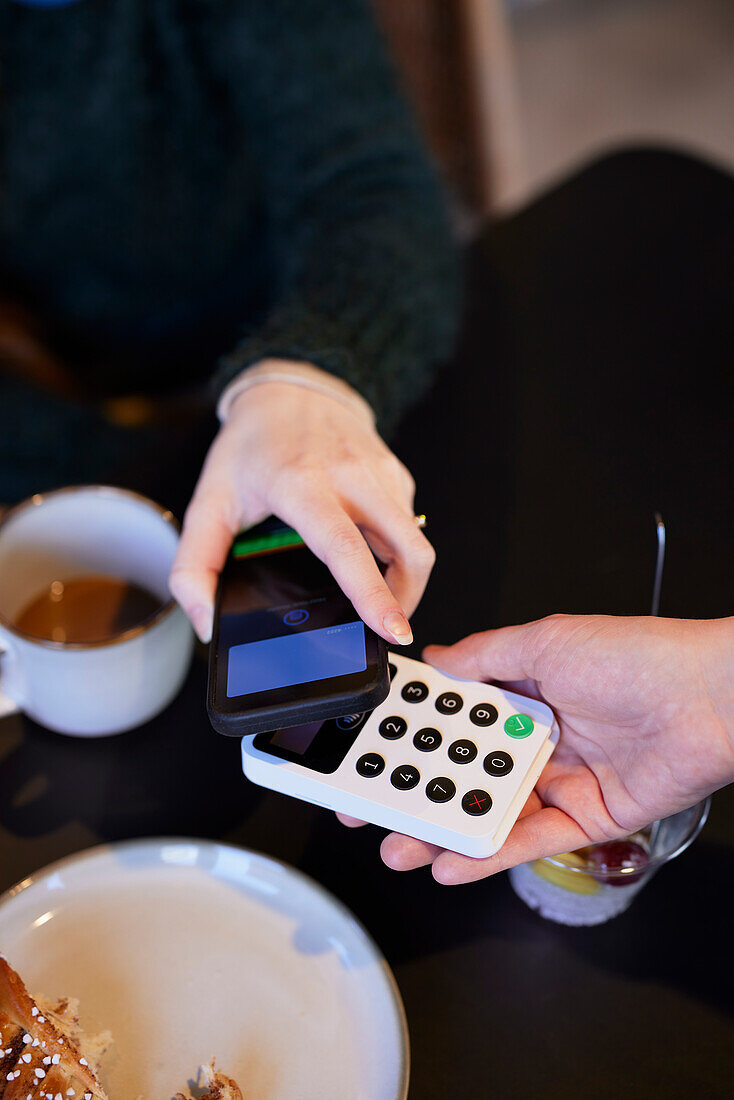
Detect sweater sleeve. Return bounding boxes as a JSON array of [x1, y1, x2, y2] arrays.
[[214, 0, 459, 434]]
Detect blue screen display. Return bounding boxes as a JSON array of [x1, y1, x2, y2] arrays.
[[226, 620, 366, 698]]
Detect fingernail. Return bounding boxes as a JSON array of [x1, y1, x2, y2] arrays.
[[383, 610, 413, 646], [190, 605, 213, 644]]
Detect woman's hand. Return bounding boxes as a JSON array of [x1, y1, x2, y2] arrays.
[[341, 615, 734, 884], [169, 378, 434, 644]]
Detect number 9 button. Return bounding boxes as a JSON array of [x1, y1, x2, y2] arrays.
[[470, 703, 498, 727]]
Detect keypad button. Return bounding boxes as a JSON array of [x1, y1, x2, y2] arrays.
[[388, 662, 398, 681], [379, 715, 408, 740], [448, 738, 477, 764], [504, 713, 534, 738], [462, 789, 493, 816], [426, 777, 456, 803], [483, 750, 514, 777], [470, 703, 499, 727], [356, 753, 385, 778], [435, 691, 463, 716], [402, 680, 429, 703], [413, 727, 442, 752], [391, 764, 420, 791]]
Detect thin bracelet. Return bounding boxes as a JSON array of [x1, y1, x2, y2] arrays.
[[217, 365, 375, 427]]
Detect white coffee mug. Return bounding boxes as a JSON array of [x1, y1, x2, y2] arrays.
[[0, 485, 194, 736]]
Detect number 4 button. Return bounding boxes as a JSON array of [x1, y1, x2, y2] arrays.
[[391, 764, 420, 791]]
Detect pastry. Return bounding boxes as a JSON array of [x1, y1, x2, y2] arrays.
[[0, 958, 243, 1100], [177, 1062, 243, 1100], [0, 957, 109, 1100]]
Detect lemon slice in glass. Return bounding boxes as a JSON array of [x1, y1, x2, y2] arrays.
[[531, 851, 601, 895]]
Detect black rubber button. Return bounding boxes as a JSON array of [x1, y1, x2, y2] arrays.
[[379, 715, 408, 740], [402, 680, 429, 703], [435, 691, 463, 716], [462, 789, 493, 816], [391, 764, 421, 791], [448, 738, 477, 764], [356, 752, 385, 778], [413, 727, 442, 752], [470, 703, 499, 727], [426, 777, 456, 803], [483, 750, 514, 777]]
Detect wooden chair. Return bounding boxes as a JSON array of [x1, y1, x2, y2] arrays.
[[372, 0, 524, 217]]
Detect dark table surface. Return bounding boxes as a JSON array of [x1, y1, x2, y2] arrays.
[[1, 149, 733, 1098]]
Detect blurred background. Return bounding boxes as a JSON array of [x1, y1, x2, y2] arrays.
[[374, 0, 734, 219]]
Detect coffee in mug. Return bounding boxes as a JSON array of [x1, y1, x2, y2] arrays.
[[14, 576, 161, 645], [0, 486, 194, 736]]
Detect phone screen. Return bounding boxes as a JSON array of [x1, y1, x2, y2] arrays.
[[211, 518, 384, 722]]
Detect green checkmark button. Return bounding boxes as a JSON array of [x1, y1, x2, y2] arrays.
[[504, 713, 534, 738]]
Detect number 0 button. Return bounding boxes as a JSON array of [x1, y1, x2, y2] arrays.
[[448, 739, 477, 764], [436, 691, 463, 715], [402, 681, 429, 703], [356, 753, 385, 777], [470, 703, 499, 727], [413, 727, 442, 752], [426, 777, 456, 803], [379, 716, 407, 740], [483, 750, 514, 776]]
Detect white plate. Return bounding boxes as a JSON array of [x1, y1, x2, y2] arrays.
[[0, 839, 409, 1100]]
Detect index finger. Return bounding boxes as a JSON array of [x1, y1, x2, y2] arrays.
[[344, 477, 435, 619], [273, 487, 414, 646]]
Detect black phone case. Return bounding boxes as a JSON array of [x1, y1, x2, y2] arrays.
[[207, 638, 389, 736]]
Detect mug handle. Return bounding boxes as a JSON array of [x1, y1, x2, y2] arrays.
[[0, 630, 24, 718]]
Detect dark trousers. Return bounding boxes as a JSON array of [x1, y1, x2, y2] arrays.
[[400, 147, 734, 646]]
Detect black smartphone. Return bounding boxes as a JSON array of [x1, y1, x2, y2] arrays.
[[208, 517, 389, 736]]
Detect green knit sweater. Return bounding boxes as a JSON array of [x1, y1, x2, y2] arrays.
[[0, 0, 457, 438]]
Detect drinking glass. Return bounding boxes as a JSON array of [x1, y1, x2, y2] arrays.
[[508, 799, 710, 926]]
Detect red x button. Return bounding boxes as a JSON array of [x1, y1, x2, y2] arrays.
[[461, 789, 493, 816]]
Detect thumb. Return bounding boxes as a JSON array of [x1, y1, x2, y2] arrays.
[[423, 619, 552, 684]]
